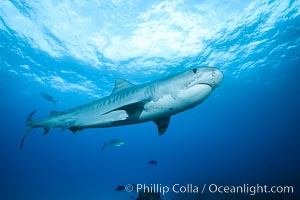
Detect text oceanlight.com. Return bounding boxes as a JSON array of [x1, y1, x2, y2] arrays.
[[124, 183, 294, 196], [208, 184, 293, 196]]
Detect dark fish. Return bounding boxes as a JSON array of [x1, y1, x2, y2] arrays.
[[269, 163, 275, 169], [40, 91, 57, 106], [115, 185, 125, 191], [149, 160, 158, 165]]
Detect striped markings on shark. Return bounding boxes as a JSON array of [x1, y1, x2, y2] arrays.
[[20, 67, 223, 150]]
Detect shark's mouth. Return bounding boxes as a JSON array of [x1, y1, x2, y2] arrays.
[[186, 75, 214, 89], [197, 83, 212, 88], [186, 82, 212, 89]]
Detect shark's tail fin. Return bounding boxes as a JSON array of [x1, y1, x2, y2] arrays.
[[20, 111, 36, 150]]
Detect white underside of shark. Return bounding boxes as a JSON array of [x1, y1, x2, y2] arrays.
[[20, 67, 223, 149]]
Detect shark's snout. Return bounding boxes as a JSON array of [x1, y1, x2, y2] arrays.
[[188, 67, 223, 89], [210, 68, 223, 89]]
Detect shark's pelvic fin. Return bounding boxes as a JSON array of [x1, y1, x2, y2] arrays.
[[20, 111, 36, 150], [154, 116, 171, 135], [69, 127, 83, 135], [111, 78, 135, 94], [43, 127, 50, 135]]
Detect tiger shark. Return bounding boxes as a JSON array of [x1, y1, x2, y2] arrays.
[[20, 67, 223, 150]]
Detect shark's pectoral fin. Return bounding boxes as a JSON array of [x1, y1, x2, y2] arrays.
[[120, 101, 145, 119], [108, 101, 146, 123], [154, 116, 171, 136]]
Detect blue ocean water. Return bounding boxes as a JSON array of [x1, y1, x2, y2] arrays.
[[1, 0, 300, 200]]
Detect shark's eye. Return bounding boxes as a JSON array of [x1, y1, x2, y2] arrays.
[[192, 69, 197, 73]]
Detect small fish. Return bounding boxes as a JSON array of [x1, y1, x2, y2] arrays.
[[101, 139, 125, 150], [269, 163, 275, 169], [40, 91, 57, 106], [115, 185, 125, 191], [149, 160, 158, 165]]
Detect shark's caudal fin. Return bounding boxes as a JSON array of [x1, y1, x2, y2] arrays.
[[20, 111, 36, 150]]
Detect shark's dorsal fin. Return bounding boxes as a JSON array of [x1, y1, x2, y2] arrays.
[[154, 116, 171, 136], [111, 78, 135, 94]]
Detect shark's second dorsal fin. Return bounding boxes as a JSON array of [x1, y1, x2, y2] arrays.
[[111, 78, 135, 94]]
